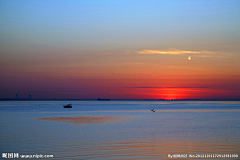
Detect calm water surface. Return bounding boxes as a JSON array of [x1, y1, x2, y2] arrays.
[[0, 101, 240, 159]]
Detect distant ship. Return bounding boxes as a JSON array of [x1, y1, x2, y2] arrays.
[[63, 104, 72, 108], [97, 98, 110, 101]]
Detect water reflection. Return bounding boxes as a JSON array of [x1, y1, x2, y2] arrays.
[[0, 101, 240, 159], [55, 139, 240, 159], [36, 116, 130, 124]]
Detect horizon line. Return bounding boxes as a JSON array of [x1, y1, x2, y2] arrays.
[[1, 98, 240, 101]]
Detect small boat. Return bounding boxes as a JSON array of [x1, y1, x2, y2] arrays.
[[63, 104, 72, 108], [151, 108, 156, 112]]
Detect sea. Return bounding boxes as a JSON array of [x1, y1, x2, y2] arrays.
[[0, 101, 239, 159]]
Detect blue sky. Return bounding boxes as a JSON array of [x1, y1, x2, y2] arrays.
[[1, 0, 239, 51], [0, 0, 240, 99]]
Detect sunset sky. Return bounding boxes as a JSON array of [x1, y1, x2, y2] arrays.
[[0, 0, 240, 100]]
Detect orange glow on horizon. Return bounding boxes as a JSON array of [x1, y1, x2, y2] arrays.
[[152, 88, 207, 100]]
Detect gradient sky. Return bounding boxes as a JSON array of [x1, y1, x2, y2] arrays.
[[0, 0, 240, 100]]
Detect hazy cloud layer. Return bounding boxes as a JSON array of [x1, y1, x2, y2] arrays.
[[132, 87, 209, 88], [137, 48, 219, 55]]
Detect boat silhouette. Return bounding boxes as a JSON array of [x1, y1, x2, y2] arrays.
[[150, 108, 156, 112], [63, 104, 72, 108], [97, 98, 110, 101]]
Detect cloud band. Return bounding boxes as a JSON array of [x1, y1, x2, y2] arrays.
[[137, 48, 218, 55]]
